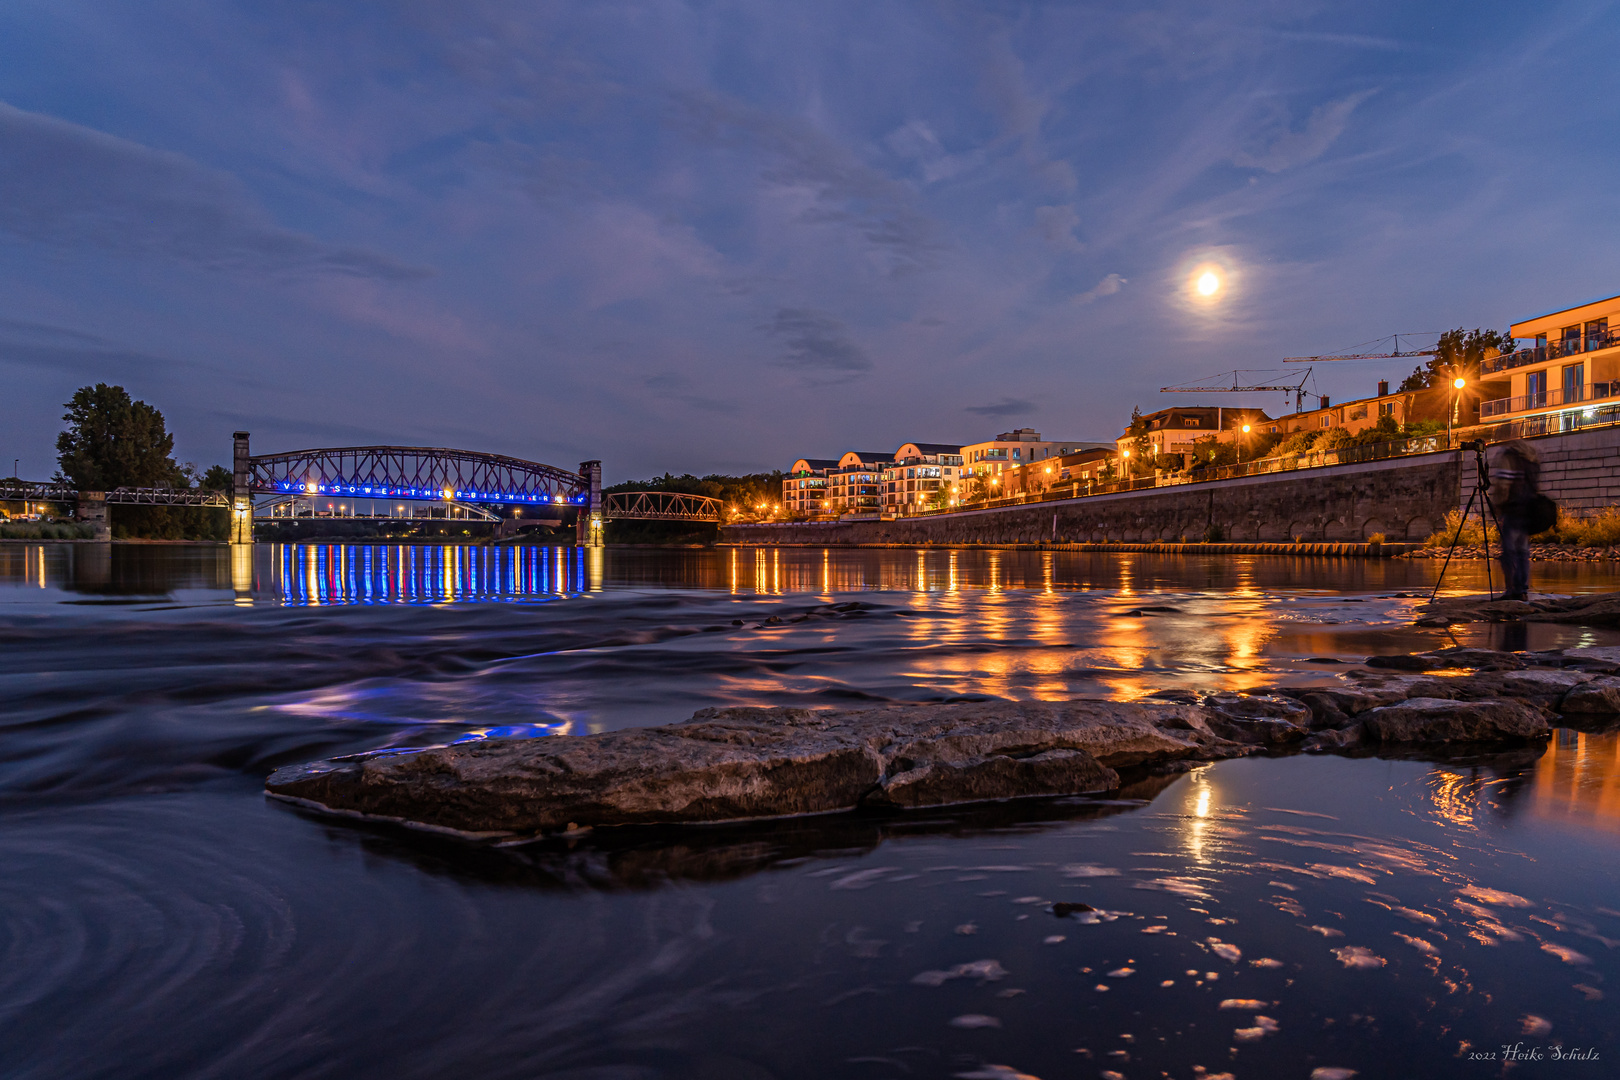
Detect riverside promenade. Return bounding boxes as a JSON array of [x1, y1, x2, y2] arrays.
[[731, 425, 1620, 550]]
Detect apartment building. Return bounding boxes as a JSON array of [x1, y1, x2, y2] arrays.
[[962, 429, 1111, 483], [884, 442, 966, 514], [1478, 293, 1620, 431], [826, 451, 891, 515], [782, 457, 838, 517]]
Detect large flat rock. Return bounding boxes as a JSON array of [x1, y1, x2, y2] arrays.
[[266, 699, 1226, 837], [268, 647, 1615, 838], [1358, 697, 1550, 743], [1418, 592, 1620, 627]]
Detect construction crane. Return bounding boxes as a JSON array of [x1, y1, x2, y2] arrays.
[[1283, 333, 1440, 363], [1160, 367, 1316, 413]]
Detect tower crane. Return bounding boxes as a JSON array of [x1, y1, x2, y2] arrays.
[[1160, 367, 1316, 413], [1283, 333, 1439, 363]]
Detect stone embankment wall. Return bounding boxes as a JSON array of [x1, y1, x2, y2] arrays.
[[1524, 427, 1620, 511], [733, 452, 1462, 547]]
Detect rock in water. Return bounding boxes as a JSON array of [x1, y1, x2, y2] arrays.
[[1357, 697, 1549, 743], [1559, 675, 1620, 714], [266, 700, 1226, 836]]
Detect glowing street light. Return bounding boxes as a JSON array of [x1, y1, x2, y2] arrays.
[[1450, 377, 1467, 442]]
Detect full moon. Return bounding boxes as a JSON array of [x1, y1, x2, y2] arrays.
[[1196, 271, 1221, 296]]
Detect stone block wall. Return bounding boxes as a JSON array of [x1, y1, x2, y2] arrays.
[[728, 452, 1462, 547], [1522, 426, 1620, 512]]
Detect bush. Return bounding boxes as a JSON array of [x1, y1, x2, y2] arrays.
[[1318, 427, 1355, 451], [0, 521, 95, 540], [1535, 506, 1620, 547], [1424, 508, 1498, 547], [1273, 430, 1322, 456]]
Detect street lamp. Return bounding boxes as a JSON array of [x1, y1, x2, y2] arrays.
[[1240, 423, 1251, 464], [1451, 377, 1466, 442]]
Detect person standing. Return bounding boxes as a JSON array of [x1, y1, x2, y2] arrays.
[[1487, 440, 1543, 601]]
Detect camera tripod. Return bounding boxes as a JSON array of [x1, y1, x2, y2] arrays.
[[1430, 439, 1502, 602]]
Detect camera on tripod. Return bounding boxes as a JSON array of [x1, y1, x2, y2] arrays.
[[1460, 439, 1486, 452]]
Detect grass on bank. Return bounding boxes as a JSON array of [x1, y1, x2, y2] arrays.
[[1423, 506, 1620, 548]]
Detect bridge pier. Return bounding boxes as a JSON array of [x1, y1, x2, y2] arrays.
[[75, 492, 111, 542], [230, 432, 253, 544], [577, 459, 603, 547]]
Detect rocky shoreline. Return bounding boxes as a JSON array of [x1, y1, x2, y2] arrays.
[[1402, 543, 1620, 561], [265, 645, 1620, 840]]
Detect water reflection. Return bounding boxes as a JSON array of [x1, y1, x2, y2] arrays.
[[1532, 728, 1620, 833], [271, 543, 597, 604], [11, 541, 1620, 603]]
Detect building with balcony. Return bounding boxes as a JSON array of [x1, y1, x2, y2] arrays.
[[783, 457, 837, 518], [1478, 293, 1620, 431], [962, 429, 1111, 484], [826, 451, 891, 516], [884, 442, 966, 514]]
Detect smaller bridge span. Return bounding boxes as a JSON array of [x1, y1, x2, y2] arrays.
[[601, 491, 722, 523]]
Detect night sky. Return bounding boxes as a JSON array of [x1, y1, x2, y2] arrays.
[[3, 2, 1617, 481]]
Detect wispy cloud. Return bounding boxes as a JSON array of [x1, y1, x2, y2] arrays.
[[1034, 204, 1084, 251], [1233, 89, 1379, 173], [965, 397, 1037, 417], [1075, 273, 1127, 303], [643, 371, 739, 414], [673, 91, 943, 274], [0, 102, 429, 280], [764, 308, 872, 374]]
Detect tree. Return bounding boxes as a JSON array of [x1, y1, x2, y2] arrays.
[[1398, 328, 1513, 391], [1125, 406, 1153, 476], [199, 465, 234, 492], [55, 384, 181, 490]]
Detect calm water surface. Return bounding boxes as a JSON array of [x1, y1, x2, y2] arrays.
[[2, 543, 1617, 1079]]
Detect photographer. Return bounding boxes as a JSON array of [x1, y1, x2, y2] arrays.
[[1486, 440, 1545, 601]]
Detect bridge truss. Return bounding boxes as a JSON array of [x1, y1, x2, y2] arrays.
[[1, 482, 228, 507], [601, 491, 723, 522], [246, 446, 588, 506]]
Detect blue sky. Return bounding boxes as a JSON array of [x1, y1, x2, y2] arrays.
[[3, 1, 1618, 480]]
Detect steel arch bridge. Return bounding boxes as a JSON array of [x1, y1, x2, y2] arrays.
[[600, 491, 722, 522], [246, 445, 589, 507]]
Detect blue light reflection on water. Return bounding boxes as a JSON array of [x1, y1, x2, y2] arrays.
[[271, 543, 598, 605]]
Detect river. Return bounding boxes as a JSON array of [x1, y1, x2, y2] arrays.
[[2, 542, 1617, 1079]]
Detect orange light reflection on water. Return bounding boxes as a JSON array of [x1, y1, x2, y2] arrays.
[[1531, 729, 1620, 833]]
